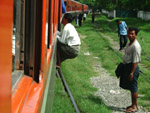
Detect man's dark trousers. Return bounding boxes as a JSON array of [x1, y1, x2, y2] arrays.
[[120, 35, 128, 50]]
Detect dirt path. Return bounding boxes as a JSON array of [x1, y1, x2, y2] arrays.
[[91, 61, 148, 113]]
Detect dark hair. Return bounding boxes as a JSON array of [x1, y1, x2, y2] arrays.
[[116, 19, 120, 23], [128, 27, 139, 35], [63, 13, 73, 23]]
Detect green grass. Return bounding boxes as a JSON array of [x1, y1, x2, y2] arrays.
[[108, 16, 150, 68], [53, 14, 150, 112], [90, 14, 150, 111], [53, 39, 111, 113]]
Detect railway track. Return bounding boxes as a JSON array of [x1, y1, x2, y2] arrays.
[[56, 68, 80, 113]]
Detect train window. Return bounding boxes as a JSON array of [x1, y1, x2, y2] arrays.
[[12, 0, 25, 88], [47, 0, 51, 48], [53, 0, 55, 33], [12, 0, 43, 87], [58, 0, 61, 31]]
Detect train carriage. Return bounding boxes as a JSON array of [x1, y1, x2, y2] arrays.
[[64, 0, 89, 13], [0, 0, 88, 113]]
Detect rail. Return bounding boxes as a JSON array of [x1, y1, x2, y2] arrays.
[[56, 68, 80, 113]]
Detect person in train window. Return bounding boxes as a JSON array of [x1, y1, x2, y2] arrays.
[[116, 19, 128, 51], [57, 13, 81, 67], [122, 27, 141, 112]]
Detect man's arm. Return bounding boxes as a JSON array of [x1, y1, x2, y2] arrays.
[[125, 22, 128, 31], [128, 63, 138, 81], [117, 24, 120, 36]]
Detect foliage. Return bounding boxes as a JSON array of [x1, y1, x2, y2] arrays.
[[75, 0, 150, 11]]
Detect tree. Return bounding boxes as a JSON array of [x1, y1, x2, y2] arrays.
[[75, 0, 150, 11], [96, 0, 117, 11]]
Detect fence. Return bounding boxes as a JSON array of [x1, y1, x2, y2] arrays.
[[137, 11, 150, 21], [102, 9, 137, 18], [102, 9, 150, 21]]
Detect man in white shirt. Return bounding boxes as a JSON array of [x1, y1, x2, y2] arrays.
[[57, 13, 81, 67], [123, 27, 141, 112]]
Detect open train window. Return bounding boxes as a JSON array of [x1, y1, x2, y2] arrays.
[[12, 0, 43, 88], [53, 0, 55, 33], [58, 0, 61, 31], [47, 0, 51, 49]]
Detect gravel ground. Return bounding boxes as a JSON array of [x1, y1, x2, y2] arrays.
[[90, 62, 149, 113]]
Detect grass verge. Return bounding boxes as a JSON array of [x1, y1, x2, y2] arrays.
[[53, 14, 150, 112]]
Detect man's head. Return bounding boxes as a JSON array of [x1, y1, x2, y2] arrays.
[[116, 19, 122, 24], [62, 13, 73, 25], [128, 27, 139, 42]]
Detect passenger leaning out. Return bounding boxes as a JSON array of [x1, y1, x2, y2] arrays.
[[57, 13, 81, 68]]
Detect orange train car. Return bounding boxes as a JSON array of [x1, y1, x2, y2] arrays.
[[64, 0, 89, 13], [0, 0, 88, 113]]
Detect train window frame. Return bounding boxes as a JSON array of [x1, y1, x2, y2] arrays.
[[24, 0, 43, 83], [58, 0, 61, 31], [12, 0, 43, 90], [47, 0, 51, 49], [24, 0, 36, 79], [53, 0, 55, 33]]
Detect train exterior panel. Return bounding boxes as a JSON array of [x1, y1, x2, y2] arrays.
[[0, 0, 87, 113], [0, 0, 13, 113]]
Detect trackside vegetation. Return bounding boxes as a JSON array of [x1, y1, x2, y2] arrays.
[[53, 14, 150, 112]]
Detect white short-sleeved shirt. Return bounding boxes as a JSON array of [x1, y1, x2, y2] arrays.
[[123, 40, 141, 64], [58, 23, 81, 46]]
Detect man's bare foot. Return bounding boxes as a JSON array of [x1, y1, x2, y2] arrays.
[[126, 105, 138, 110], [56, 65, 60, 69], [124, 106, 138, 112], [126, 105, 132, 109]]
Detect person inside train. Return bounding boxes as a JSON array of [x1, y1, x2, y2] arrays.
[[57, 13, 81, 68]]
